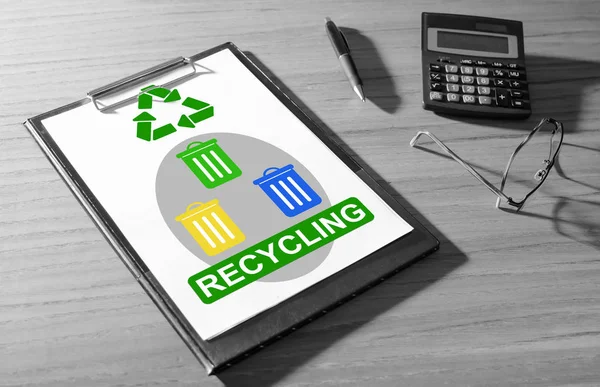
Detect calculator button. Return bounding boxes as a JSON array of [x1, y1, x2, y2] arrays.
[[476, 77, 490, 86], [430, 72, 442, 81], [491, 61, 504, 68], [445, 64, 459, 73], [494, 79, 508, 87], [512, 99, 529, 109], [477, 86, 491, 95], [429, 63, 443, 72], [446, 74, 460, 83], [509, 80, 523, 89], [460, 66, 474, 75], [462, 85, 475, 94], [462, 95, 476, 104], [460, 59, 473, 65], [495, 89, 511, 107], [461, 75, 474, 84], [475, 60, 488, 67], [510, 90, 527, 98], [508, 70, 523, 79], [446, 84, 460, 93], [475, 67, 488, 76], [447, 93, 460, 102], [430, 82, 443, 91], [429, 91, 444, 101], [492, 69, 506, 78], [478, 96, 492, 105], [507, 63, 520, 69]]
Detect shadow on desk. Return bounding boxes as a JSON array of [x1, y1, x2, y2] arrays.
[[514, 197, 600, 251], [339, 26, 401, 114], [438, 55, 600, 132], [518, 142, 600, 251], [412, 141, 600, 252], [217, 53, 467, 387]]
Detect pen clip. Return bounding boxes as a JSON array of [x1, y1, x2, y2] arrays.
[[339, 30, 351, 53]]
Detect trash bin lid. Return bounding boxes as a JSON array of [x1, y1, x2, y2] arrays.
[[176, 139, 218, 159], [252, 164, 295, 186], [175, 199, 220, 222]]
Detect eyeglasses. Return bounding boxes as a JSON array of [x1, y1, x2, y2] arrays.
[[410, 117, 564, 212]]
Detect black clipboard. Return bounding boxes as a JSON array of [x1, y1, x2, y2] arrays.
[[23, 42, 439, 374]]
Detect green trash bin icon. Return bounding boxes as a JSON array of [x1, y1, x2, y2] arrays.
[[176, 139, 242, 189]]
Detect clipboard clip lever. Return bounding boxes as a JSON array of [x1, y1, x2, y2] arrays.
[[87, 56, 197, 113]]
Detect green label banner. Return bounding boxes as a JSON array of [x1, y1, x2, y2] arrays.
[[188, 197, 374, 304]]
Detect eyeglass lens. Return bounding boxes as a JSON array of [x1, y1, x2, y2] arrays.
[[503, 120, 562, 204]]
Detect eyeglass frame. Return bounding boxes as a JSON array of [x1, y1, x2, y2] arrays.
[[409, 117, 564, 211]]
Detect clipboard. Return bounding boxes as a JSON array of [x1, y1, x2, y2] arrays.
[[23, 42, 439, 374]]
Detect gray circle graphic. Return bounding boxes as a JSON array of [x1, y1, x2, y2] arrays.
[[155, 133, 332, 282]]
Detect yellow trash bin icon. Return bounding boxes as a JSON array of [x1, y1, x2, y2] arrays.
[[175, 200, 245, 256]]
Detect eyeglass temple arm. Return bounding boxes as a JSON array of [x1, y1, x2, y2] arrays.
[[410, 131, 510, 201]]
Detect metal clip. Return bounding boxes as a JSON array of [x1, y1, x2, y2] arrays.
[[87, 57, 197, 112]]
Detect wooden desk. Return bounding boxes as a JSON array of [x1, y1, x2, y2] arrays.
[[1, 0, 599, 385]]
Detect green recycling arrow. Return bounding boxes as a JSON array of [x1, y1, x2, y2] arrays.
[[133, 85, 214, 142], [179, 97, 214, 128]]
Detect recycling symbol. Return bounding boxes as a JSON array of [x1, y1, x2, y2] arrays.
[[132, 85, 214, 141]]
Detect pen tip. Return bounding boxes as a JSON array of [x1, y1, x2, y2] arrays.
[[353, 84, 365, 102], [325, 17, 331, 23]]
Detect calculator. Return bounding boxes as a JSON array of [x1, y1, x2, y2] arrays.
[[421, 13, 531, 119]]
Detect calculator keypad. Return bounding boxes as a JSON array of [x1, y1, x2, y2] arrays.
[[462, 95, 476, 104], [495, 89, 511, 107], [447, 93, 460, 102], [447, 84, 460, 93], [476, 77, 490, 85], [428, 58, 529, 109], [477, 86, 491, 95], [511, 90, 525, 98], [478, 96, 492, 105], [508, 70, 522, 78], [446, 74, 460, 83], [430, 82, 442, 91], [494, 79, 507, 87], [509, 80, 523, 89], [430, 72, 442, 81], [430, 91, 443, 101]]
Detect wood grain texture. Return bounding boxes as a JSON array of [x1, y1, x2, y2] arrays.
[[1, 0, 599, 386]]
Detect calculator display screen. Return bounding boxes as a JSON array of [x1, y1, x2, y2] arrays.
[[437, 31, 509, 54]]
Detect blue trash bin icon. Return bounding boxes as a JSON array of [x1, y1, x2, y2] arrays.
[[253, 164, 322, 217]]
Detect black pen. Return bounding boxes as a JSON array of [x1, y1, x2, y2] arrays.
[[325, 17, 365, 102]]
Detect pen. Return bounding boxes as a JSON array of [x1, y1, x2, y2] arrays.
[[325, 17, 365, 102]]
